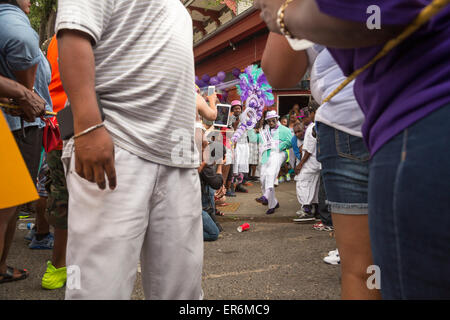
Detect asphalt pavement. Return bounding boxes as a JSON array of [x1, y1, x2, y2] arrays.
[[0, 180, 340, 300]]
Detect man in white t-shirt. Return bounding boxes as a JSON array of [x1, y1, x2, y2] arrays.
[[56, 0, 202, 300], [293, 102, 321, 220]]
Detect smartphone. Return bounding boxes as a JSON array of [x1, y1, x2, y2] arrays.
[[207, 86, 215, 96], [56, 93, 105, 140]]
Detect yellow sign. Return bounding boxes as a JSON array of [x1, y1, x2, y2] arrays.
[[0, 112, 39, 209]]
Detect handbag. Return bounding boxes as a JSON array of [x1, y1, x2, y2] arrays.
[[43, 116, 61, 153]]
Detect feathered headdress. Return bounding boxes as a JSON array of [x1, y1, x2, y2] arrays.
[[231, 65, 274, 143]]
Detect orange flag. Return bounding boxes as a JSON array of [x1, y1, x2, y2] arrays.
[[0, 112, 39, 209]]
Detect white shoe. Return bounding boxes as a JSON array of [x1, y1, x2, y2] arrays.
[[328, 249, 338, 256], [323, 251, 340, 265]]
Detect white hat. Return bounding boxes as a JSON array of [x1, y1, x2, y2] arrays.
[[265, 110, 279, 120]]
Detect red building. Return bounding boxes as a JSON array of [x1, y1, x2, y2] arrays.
[[184, 0, 311, 117]]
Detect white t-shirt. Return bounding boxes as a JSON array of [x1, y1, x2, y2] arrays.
[[300, 123, 321, 174], [307, 45, 365, 137], [56, 0, 198, 168]]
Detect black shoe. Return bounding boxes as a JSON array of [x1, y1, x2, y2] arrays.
[[266, 208, 276, 215], [255, 196, 268, 205], [235, 184, 248, 193], [215, 221, 224, 232], [275, 202, 280, 209]]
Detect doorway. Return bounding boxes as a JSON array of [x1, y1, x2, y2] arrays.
[[277, 94, 311, 117]]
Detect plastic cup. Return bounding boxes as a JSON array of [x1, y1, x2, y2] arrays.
[[237, 223, 250, 232]]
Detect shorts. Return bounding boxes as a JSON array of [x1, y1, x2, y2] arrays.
[[316, 122, 369, 215], [248, 142, 259, 165], [45, 149, 68, 229], [36, 152, 49, 198], [12, 126, 43, 183]]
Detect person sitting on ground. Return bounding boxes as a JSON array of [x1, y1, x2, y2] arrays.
[[198, 136, 225, 241]]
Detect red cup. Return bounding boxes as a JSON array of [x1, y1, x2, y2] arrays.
[[237, 223, 250, 232]]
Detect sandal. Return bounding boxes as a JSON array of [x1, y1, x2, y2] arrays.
[[0, 266, 29, 284], [216, 202, 230, 207], [215, 210, 225, 216]]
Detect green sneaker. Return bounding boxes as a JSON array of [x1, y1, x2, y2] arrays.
[[41, 261, 67, 290]]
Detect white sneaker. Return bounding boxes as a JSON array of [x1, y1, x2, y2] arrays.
[[328, 249, 338, 256], [323, 251, 340, 265]]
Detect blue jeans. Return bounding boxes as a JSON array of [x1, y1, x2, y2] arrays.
[[316, 122, 369, 214], [369, 104, 450, 299], [202, 211, 219, 241]]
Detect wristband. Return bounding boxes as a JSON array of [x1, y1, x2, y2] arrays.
[[73, 122, 105, 139]]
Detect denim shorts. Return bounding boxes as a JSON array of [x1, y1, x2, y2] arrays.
[[316, 122, 370, 215], [369, 104, 450, 299]]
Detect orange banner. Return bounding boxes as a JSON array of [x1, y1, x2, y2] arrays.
[[0, 112, 39, 209]]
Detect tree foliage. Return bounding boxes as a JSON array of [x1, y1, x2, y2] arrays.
[[28, 0, 57, 45]]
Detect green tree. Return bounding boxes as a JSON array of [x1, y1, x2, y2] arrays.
[[29, 0, 57, 46]]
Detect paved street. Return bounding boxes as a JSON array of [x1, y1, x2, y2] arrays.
[[0, 180, 340, 300]]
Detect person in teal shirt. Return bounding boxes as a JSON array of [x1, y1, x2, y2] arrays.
[[248, 110, 292, 214]]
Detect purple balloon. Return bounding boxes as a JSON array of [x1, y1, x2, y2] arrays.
[[217, 71, 226, 81], [210, 76, 220, 85], [195, 76, 199, 82], [202, 74, 210, 83], [232, 68, 241, 78], [197, 79, 206, 88]]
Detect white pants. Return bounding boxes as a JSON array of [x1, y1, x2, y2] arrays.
[[295, 171, 320, 206], [64, 145, 203, 300], [233, 142, 249, 175], [260, 150, 286, 209]]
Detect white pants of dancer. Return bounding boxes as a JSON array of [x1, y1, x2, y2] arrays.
[[64, 145, 203, 300], [260, 150, 286, 209], [296, 171, 320, 206]]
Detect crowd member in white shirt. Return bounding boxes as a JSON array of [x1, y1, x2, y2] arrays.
[[293, 101, 321, 221]]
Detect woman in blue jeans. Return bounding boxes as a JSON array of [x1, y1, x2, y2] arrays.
[[262, 35, 380, 299], [255, 0, 450, 299]]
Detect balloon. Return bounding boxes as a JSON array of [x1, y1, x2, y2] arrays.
[[210, 76, 220, 85], [217, 71, 226, 81], [196, 79, 206, 88], [195, 76, 199, 82], [201, 74, 210, 83], [232, 68, 241, 78]]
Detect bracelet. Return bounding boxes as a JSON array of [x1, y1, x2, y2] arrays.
[[73, 122, 105, 139], [277, 0, 295, 39]]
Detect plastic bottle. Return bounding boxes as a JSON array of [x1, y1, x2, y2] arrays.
[[18, 222, 35, 230]]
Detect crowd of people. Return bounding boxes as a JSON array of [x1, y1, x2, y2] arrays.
[[0, 0, 449, 300]]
